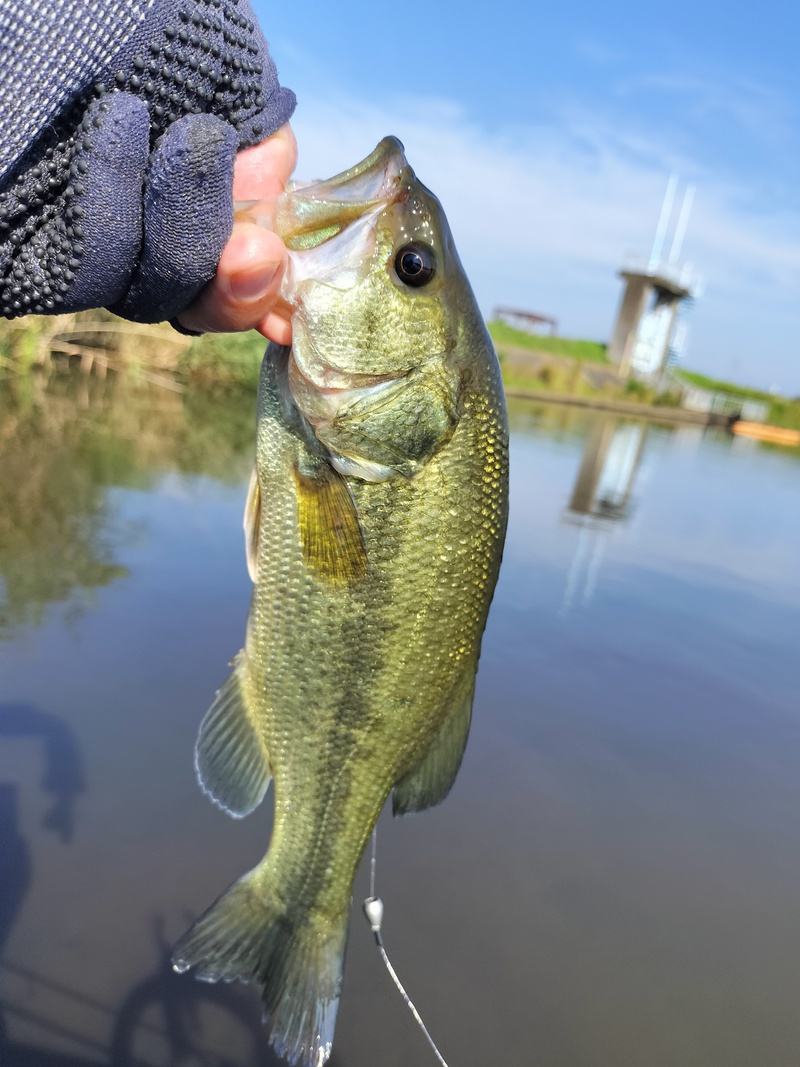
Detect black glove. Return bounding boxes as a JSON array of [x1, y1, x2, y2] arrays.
[[0, 0, 295, 323]]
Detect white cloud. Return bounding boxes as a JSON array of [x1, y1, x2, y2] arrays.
[[617, 72, 794, 147], [289, 89, 800, 391]]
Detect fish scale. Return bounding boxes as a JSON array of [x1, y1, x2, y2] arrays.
[[173, 137, 508, 1067]]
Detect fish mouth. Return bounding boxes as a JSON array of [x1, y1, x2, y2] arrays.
[[276, 138, 418, 404], [287, 355, 399, 426], [276, 137, 408, 252]]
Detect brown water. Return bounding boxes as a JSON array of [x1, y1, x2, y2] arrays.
[[1, 372, 799, 1067]]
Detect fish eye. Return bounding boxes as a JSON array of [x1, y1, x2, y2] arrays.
[[394, 243, 435, 288]]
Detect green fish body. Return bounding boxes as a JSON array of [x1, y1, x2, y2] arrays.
[[174, 138, 509, 1066]]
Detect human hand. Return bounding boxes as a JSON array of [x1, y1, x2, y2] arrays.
[[0, 0, 296, 326], [175, 123, 297, 345]]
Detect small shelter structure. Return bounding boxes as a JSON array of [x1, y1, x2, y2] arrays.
[[493, 307, 558, 336]]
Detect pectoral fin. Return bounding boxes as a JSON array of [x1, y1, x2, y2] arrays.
[[392, 675, 475, 816], [243, 464, 261, 583], [293, 463, 367, 587], [195, 652, 272, 818]]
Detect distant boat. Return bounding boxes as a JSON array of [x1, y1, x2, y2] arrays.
[[730, 420, 800, 447]]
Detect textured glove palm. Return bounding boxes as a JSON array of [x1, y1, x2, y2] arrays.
[[0, 0, 295, 323]]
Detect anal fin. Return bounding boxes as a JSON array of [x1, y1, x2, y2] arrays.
[[392, 674, 475, 816], [195, 652, 271, 818]]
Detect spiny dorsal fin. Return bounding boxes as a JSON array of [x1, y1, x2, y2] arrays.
[[243, 464, 261, 583], [293, 463, 367, 587], [392, 675, 475, 816], [195, 652, 271, 818]]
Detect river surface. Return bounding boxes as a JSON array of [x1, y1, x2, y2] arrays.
[[1, 371, 798, 1067]]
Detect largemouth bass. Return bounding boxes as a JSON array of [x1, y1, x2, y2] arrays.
[[173, 137, 509, 1066]]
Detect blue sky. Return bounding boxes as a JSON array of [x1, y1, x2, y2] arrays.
[[255, 0, 800, 393]]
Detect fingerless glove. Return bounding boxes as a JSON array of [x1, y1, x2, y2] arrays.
[[0, 0, 295, 322]]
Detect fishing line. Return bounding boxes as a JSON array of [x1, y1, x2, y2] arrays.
[[369, 825, 378, 901], [363, 827, 451, 1067]]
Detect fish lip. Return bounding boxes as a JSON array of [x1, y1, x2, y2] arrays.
[[318, 136, 407, 190], [276, 137, 408, 251]]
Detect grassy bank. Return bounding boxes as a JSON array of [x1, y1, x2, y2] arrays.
[[2, 311, 798, 432], [486, 321, 685, 408], [487, 321, 608, 363], [185, 320, 612, 390], [677, 369, 776, 401], [676, 369, 800, 431], [0, 308, 192, 388], [486, 322, 800, 430]]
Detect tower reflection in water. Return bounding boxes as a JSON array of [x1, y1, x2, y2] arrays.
[[561, 417, 649, 614]]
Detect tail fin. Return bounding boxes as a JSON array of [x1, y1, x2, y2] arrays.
[[173, 870, 347, 1066]]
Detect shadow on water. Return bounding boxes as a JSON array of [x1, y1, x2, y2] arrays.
[[2, 925, 286, 1066], [0, 702, 85, 1060], [0, 704, 85, 844], [0, 701, 85, 977], [0, 699, 83, 1058], [0, 785, 30, 1036], [108, 917, 285, 1067], [0, 698, 286, 1066]]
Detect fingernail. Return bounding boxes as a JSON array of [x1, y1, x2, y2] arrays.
[[229, 262, 279, 302]]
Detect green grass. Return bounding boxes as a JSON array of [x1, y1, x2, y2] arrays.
[[676, 369, 778, 403], [183, 322, 612, 392], [676, 368, 800, 430], [3, 311, 797, 430], [487, 321, 609, 363], [762, 398, 800, 432], [499, 361, 579, 394]]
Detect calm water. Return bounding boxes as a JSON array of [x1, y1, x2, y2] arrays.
[[1, 372, 799, 1067]]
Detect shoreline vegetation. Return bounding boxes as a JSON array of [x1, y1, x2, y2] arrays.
[[1, 310, 799, 436]]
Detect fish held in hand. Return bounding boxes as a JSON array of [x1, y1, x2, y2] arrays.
[[173, 137, 509, 1066]]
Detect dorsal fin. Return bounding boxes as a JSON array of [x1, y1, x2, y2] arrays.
[[293, 463, 368, 588]]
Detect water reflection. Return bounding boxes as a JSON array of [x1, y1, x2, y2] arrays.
[[0, 703, 84, 979], [0, 382, 127, 635], [0, 374, 256, 637], [566, 418, 648, 523], [561, 418, 649, 613], [0, 786, 30, 997], [1, 375, 800, 1067], [0, 373, 269, 1064]]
